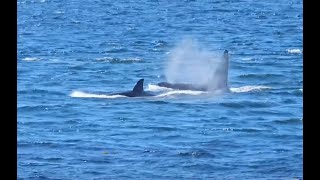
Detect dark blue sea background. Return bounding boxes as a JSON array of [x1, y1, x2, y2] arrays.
[[18, 0, 303, 179]]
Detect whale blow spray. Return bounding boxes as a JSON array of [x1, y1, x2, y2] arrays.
[[165, 39, 229, 91]]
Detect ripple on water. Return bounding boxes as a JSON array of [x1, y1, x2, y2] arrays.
[[95, 57, 143, 64], [273, 118, 302, 125], [177, 149, 214, 158]]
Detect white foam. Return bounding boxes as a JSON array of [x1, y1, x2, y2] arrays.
[[22, 57, 40, 61], [148, 84, 231, 97], [53, 10, 65, 14], [124, 57, 142, 62], [156, 90, 206, 97], [241, 57, 254, 61], [230, 86, 271, 93], [287, 49, 302, 54], [70, 91, 125, 99], [146, 84, 172, 92]]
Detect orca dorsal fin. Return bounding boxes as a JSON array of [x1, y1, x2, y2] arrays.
[[132, 79, 144, 94]]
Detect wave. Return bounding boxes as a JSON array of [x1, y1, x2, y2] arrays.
[[22, 57, 40, 61], [238, 73, 284, 79], [240, 57, 254, 61], [155, 90, 206, 97], [147, 84, 207, 97], [230, 85, 271, 93], [95, 57, 142, 64], [287, 49, 302, 54], [70, 91, 125, 99], [70, 85, 270, 99], [70, 88, 206, 99], [149, 83, 271, 94], [273, 118, 302, 125]]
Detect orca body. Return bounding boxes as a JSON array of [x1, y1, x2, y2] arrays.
[[112, 79, 154, 97]]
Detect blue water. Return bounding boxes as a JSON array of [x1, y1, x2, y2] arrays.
[[18, 0, 303, 179]]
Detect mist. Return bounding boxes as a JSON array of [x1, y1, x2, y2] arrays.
[[164, 39, 228, 90]]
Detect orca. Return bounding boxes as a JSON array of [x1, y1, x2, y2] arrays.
[[157, 50, 230, 92], [112, 79, 154, 97]]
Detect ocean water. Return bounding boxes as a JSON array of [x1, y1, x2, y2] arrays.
[[17, 0, 303, 179]]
